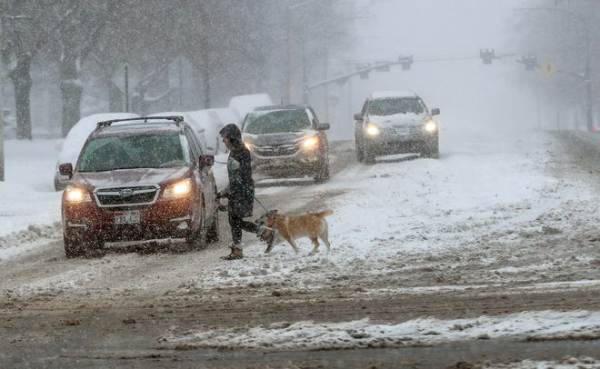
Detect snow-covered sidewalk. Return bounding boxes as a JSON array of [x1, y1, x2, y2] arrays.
[[0, 140, 63, 258]]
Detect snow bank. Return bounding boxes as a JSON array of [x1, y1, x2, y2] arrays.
[[186, 108, 237, 153], [228, 93, 273, 122], [160, 310, 600, 351], [1, 140, 63, 241], [486, 357, 599, 369]]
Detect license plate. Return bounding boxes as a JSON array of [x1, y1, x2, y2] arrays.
[[393, 127, 409, 135], [114, 210, 141, 225]]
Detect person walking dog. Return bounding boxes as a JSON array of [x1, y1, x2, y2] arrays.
[[217, 124, 272, 260]]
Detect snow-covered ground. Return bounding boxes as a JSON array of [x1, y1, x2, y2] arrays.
[[0, 140, 63, 257], [160, 310, 600, 351], [197, 130, 600, 290]]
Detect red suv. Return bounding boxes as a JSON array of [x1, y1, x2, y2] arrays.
[[59, 116, 219, 258]]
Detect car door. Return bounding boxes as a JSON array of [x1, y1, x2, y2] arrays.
[[185, 127, 217, 222], [307, 108, 328, 154]]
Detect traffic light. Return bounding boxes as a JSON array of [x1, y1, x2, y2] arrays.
[[399, 55, 413, 70], [480, 49, 496, 65]]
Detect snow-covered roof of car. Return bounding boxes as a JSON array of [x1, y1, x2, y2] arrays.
[[228, 93, 274, 120], [93, 121, 182, 137], [370, 90, 419, 99], [58, 112, 139, 164]]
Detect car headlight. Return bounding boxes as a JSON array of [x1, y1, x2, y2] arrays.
[[162, 178, 193, 200], [64, 185, 92, 203], [244, 141, 254, 151], [366, 123, 381, 136], [302, 136, 319, 150], [424, 119, 437, 133]]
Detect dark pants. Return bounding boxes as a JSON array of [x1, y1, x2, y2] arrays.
[[229, 212, 258, 246]]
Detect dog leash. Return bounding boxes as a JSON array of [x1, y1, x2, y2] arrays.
[[254, 196, 269, 213]]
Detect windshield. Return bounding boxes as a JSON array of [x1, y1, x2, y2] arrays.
[[243, 109, 311, 134], [77, 132, 186, 172], [367, 98, 425, 116]]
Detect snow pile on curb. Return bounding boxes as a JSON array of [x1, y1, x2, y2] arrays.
[[485, 357, 599, 369], [0, 223, 62, 261], [159, 310, 600, 351], [1, 139, 63, 236]]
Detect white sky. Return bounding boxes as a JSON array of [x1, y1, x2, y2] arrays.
[[333, 0, 538, 136]]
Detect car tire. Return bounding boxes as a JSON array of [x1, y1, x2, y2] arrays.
[[188, 197, 207, 250], [314, 159, 330, 183], [422, 136, 440, 159], [355, 136, 364, 162], [205, 209, 219, 244], [64, 235, 84, 258], [64, 233, 102, 258], [363, 144, 376, 164], [205, 186, 220, 243]]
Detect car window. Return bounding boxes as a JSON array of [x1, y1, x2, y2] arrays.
[[185, 127, 203, 159], [243, 109, 311, 134], [77, 132, 187, 172], [367, 97, 425, 116]]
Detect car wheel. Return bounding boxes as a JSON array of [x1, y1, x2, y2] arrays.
[[64, 234, 84, 258], [355, 136, 364, 162], [205, 197, 220, 244], [187, 198, 207, 250], [314, 159, 330, 183], [363, 144, 376, 164], [64, 233, 102, 258], [422, 136, 440, 159]]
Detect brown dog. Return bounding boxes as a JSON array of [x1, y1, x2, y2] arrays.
[[257, 209, 333, 255]]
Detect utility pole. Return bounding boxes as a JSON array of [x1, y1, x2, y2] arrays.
[[0, 49, 4, 181], [124, 63, 129, 112], [0, 82, 4, 182], [584, 27, 594, 131]]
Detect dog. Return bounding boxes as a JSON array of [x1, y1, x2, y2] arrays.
[[257, 209, 333, 255]]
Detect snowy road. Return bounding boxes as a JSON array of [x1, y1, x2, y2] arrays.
[[2, 130, 600, 368]]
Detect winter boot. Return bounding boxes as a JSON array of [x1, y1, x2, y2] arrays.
[[221, 245, 243, 260]]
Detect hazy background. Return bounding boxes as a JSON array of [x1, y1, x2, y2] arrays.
[[323, 0, 537, 140], [2, 0, 593, 141]]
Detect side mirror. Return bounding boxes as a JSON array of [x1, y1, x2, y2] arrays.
[[354, 113, 363, 121], [199, 155, 215, 168], [58, 163, 73, 179], [431, 108, 440, 116], [317, 123, 330, 131]]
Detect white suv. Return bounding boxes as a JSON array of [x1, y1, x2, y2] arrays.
[[354, 91, 440, 163]]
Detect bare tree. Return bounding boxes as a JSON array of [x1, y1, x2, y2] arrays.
[[0, 0, 62, 139]]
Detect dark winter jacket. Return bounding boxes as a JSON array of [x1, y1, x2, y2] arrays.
[[225, 145, 254, 217]]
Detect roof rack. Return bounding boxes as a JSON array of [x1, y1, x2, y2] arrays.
[[96, 116, 184, 128]]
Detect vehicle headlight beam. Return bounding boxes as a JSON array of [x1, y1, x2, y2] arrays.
[[162, 178, 193, 200], [65, 186, 92, 203], [366, 124, 381, 136]]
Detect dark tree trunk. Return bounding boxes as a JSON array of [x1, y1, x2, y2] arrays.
[[9, 55, 33, 140], [60, 56, 83, 137]]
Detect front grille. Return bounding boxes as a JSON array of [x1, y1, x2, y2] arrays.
[[95, 185, 159, 207], [255, 143, 300, 157], [386, 125, 421, 135]]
